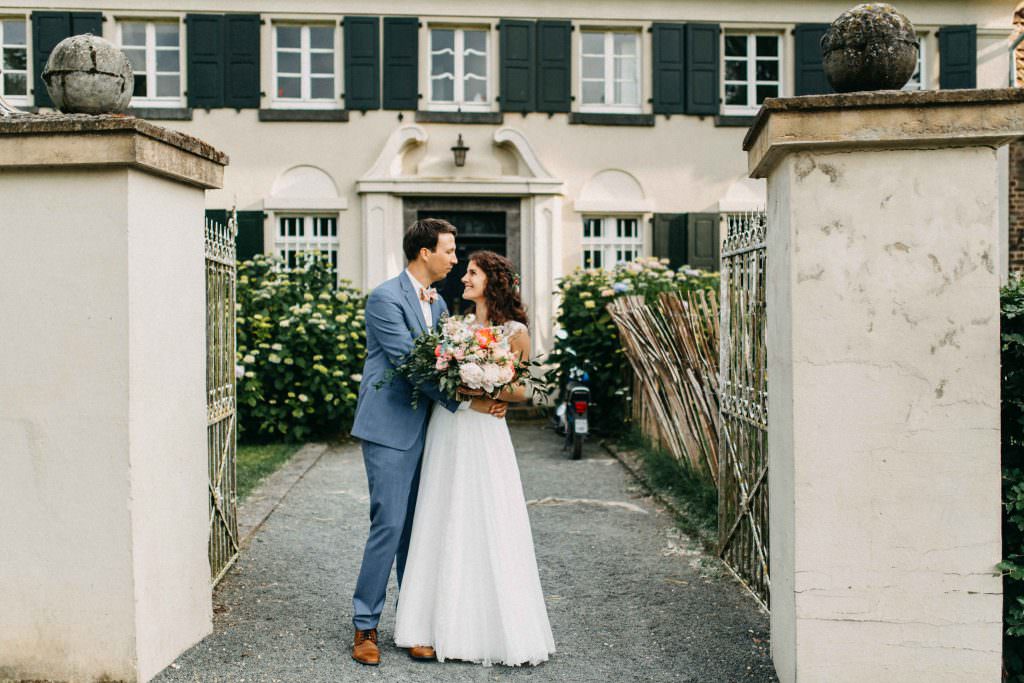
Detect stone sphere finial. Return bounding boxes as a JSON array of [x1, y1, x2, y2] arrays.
[[42, 33, 133, 114], [821, 3, 919, 93]]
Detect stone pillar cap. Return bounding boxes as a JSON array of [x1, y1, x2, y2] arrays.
[[743, 88, 1024, 178], [0, 113, 228, 188]]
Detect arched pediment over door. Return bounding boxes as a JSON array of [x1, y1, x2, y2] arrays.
[[356, 125, 564, 354]]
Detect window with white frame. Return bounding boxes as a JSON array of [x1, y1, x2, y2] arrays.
[[581, 217, 642, 269], [722, 33, 781, 115], [273, 24, 337, 107], [902, 34, 927, 90], [429, 28, 489, 110], [118, 21, 183, 106], [580, 31, 641, 112], [275, 215, 339, 271], [0, 18, 27, 104]]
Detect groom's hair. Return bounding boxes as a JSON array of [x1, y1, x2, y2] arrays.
[[403, 218, 458, 261]]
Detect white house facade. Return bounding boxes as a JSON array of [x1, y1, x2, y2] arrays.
[[0, 0, 1014, 352]]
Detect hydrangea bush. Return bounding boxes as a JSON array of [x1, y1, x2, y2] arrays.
[[1001, 274, 1024, 678], [235, 254, 366, 443], [546, 257, 719, 433]]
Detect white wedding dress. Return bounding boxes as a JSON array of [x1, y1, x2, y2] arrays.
[[394, 323, 555, 666]]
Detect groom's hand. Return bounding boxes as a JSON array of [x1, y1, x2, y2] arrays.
[[458, 385, 484, 397], [488, 400, 508, 419]]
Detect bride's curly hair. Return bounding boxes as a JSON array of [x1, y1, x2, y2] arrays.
[[467, 250, 528, 326]]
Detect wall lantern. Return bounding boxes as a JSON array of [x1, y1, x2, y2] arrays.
[[451, 134, 469, 167]]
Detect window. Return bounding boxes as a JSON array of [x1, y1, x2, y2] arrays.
[[582, 217, 642, 269], [0, 19, 27, 103], [119, 21, 183, 106], [723, 33, 781, 115], [273, 24, 337, 107], [429, 28, 489, 110], [580, 31, 641, 112], [275, 215, 339, 271], [903, 34, 927, 90]]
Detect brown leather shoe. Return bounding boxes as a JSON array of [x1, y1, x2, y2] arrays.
[[407, 645, 436, 661], [352, 628, 380, 666]]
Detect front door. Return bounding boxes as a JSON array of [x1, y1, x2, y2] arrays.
[[419, 210, 506, 314]]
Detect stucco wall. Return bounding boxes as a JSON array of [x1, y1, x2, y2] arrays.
[[0, 168, 139, 681], [768, 144, 1003, 682]]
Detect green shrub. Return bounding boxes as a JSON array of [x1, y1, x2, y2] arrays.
[[1003, 274, 1024, 679], [235, 254, 366, 443], [546, 257, 719, 433]]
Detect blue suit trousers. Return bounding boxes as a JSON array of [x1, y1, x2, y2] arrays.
[[351, 425, 427, 630]]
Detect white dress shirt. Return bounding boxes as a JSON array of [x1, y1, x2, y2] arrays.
[[404, 269, 433, 328]]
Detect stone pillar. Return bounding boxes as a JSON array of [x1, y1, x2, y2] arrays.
[[0, 115, 227, 682], [522, 193, 562, 356], [744, 89, 1024, 682]]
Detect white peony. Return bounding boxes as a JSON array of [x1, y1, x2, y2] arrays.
[[482, 363, 503, 392], [459, 362, 485, 388], [497, 364, 515, 384]]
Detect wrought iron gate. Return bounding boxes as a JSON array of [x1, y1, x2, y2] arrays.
[[718, 211, 769, 609], [206, 212, 239, 585]]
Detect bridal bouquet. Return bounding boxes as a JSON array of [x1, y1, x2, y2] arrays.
[[383, 314, 543, 409]]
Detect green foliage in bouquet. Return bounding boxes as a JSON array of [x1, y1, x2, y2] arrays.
[[1001, 274, 1024, 680], [546, 257, 719, 433], [235, 254, 366, 443]]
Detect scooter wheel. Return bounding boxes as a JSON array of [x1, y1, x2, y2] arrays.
[[571, 434, 584, 460]]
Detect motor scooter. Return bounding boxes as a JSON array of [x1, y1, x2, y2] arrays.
[[553, 369, 591, 460]]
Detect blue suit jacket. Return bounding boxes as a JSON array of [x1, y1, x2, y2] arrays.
[[351, 273, 460, 450]]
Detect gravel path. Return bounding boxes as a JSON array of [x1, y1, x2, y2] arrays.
[[154, 422, 776, 682]]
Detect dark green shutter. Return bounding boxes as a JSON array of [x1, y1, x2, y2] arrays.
[[344, 16, 380, 110], [686, 213, 720, 271], [652, 23, 686, 115], [939, 25, 976, 89], [31, 12, 69, 108], [70, 12, 102, 38], [31, 11, 102, 108], [383, 17, 418, 110], [653, 214, 688, 269], [187, 14, 225, 108], [794, 24, 832, 95], [205, 209, 229, 225], [684, 23, 719, 115], [235, 211, 266, 261], [500, 19, 535, 112], [224, 14, 260, 108], [536, 20, 570, 113]]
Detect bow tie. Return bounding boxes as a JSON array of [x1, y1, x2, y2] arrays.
[[418, 286, 438, 304]]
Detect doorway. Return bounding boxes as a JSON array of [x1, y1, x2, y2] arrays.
[[418, 210, 506, 314]]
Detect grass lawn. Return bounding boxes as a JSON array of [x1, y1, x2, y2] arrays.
[[618, 430, 718, 539], [236, 443, 304, 500]]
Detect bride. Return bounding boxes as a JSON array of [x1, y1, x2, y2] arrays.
[[393, 250, 556, 667]]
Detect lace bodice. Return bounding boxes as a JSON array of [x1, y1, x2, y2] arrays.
[[500, 320, 528, 339]]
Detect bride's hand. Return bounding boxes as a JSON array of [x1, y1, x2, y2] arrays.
[[488, 400, 508, 419], [469, 397, 508, 419], [458, 385, 484, 397]]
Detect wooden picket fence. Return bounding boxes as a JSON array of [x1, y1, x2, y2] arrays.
[[607, 290, 721, 484], [608, 212, 769, 609]]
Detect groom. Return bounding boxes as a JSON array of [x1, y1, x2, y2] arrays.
[[349, 218, 505, 666]]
